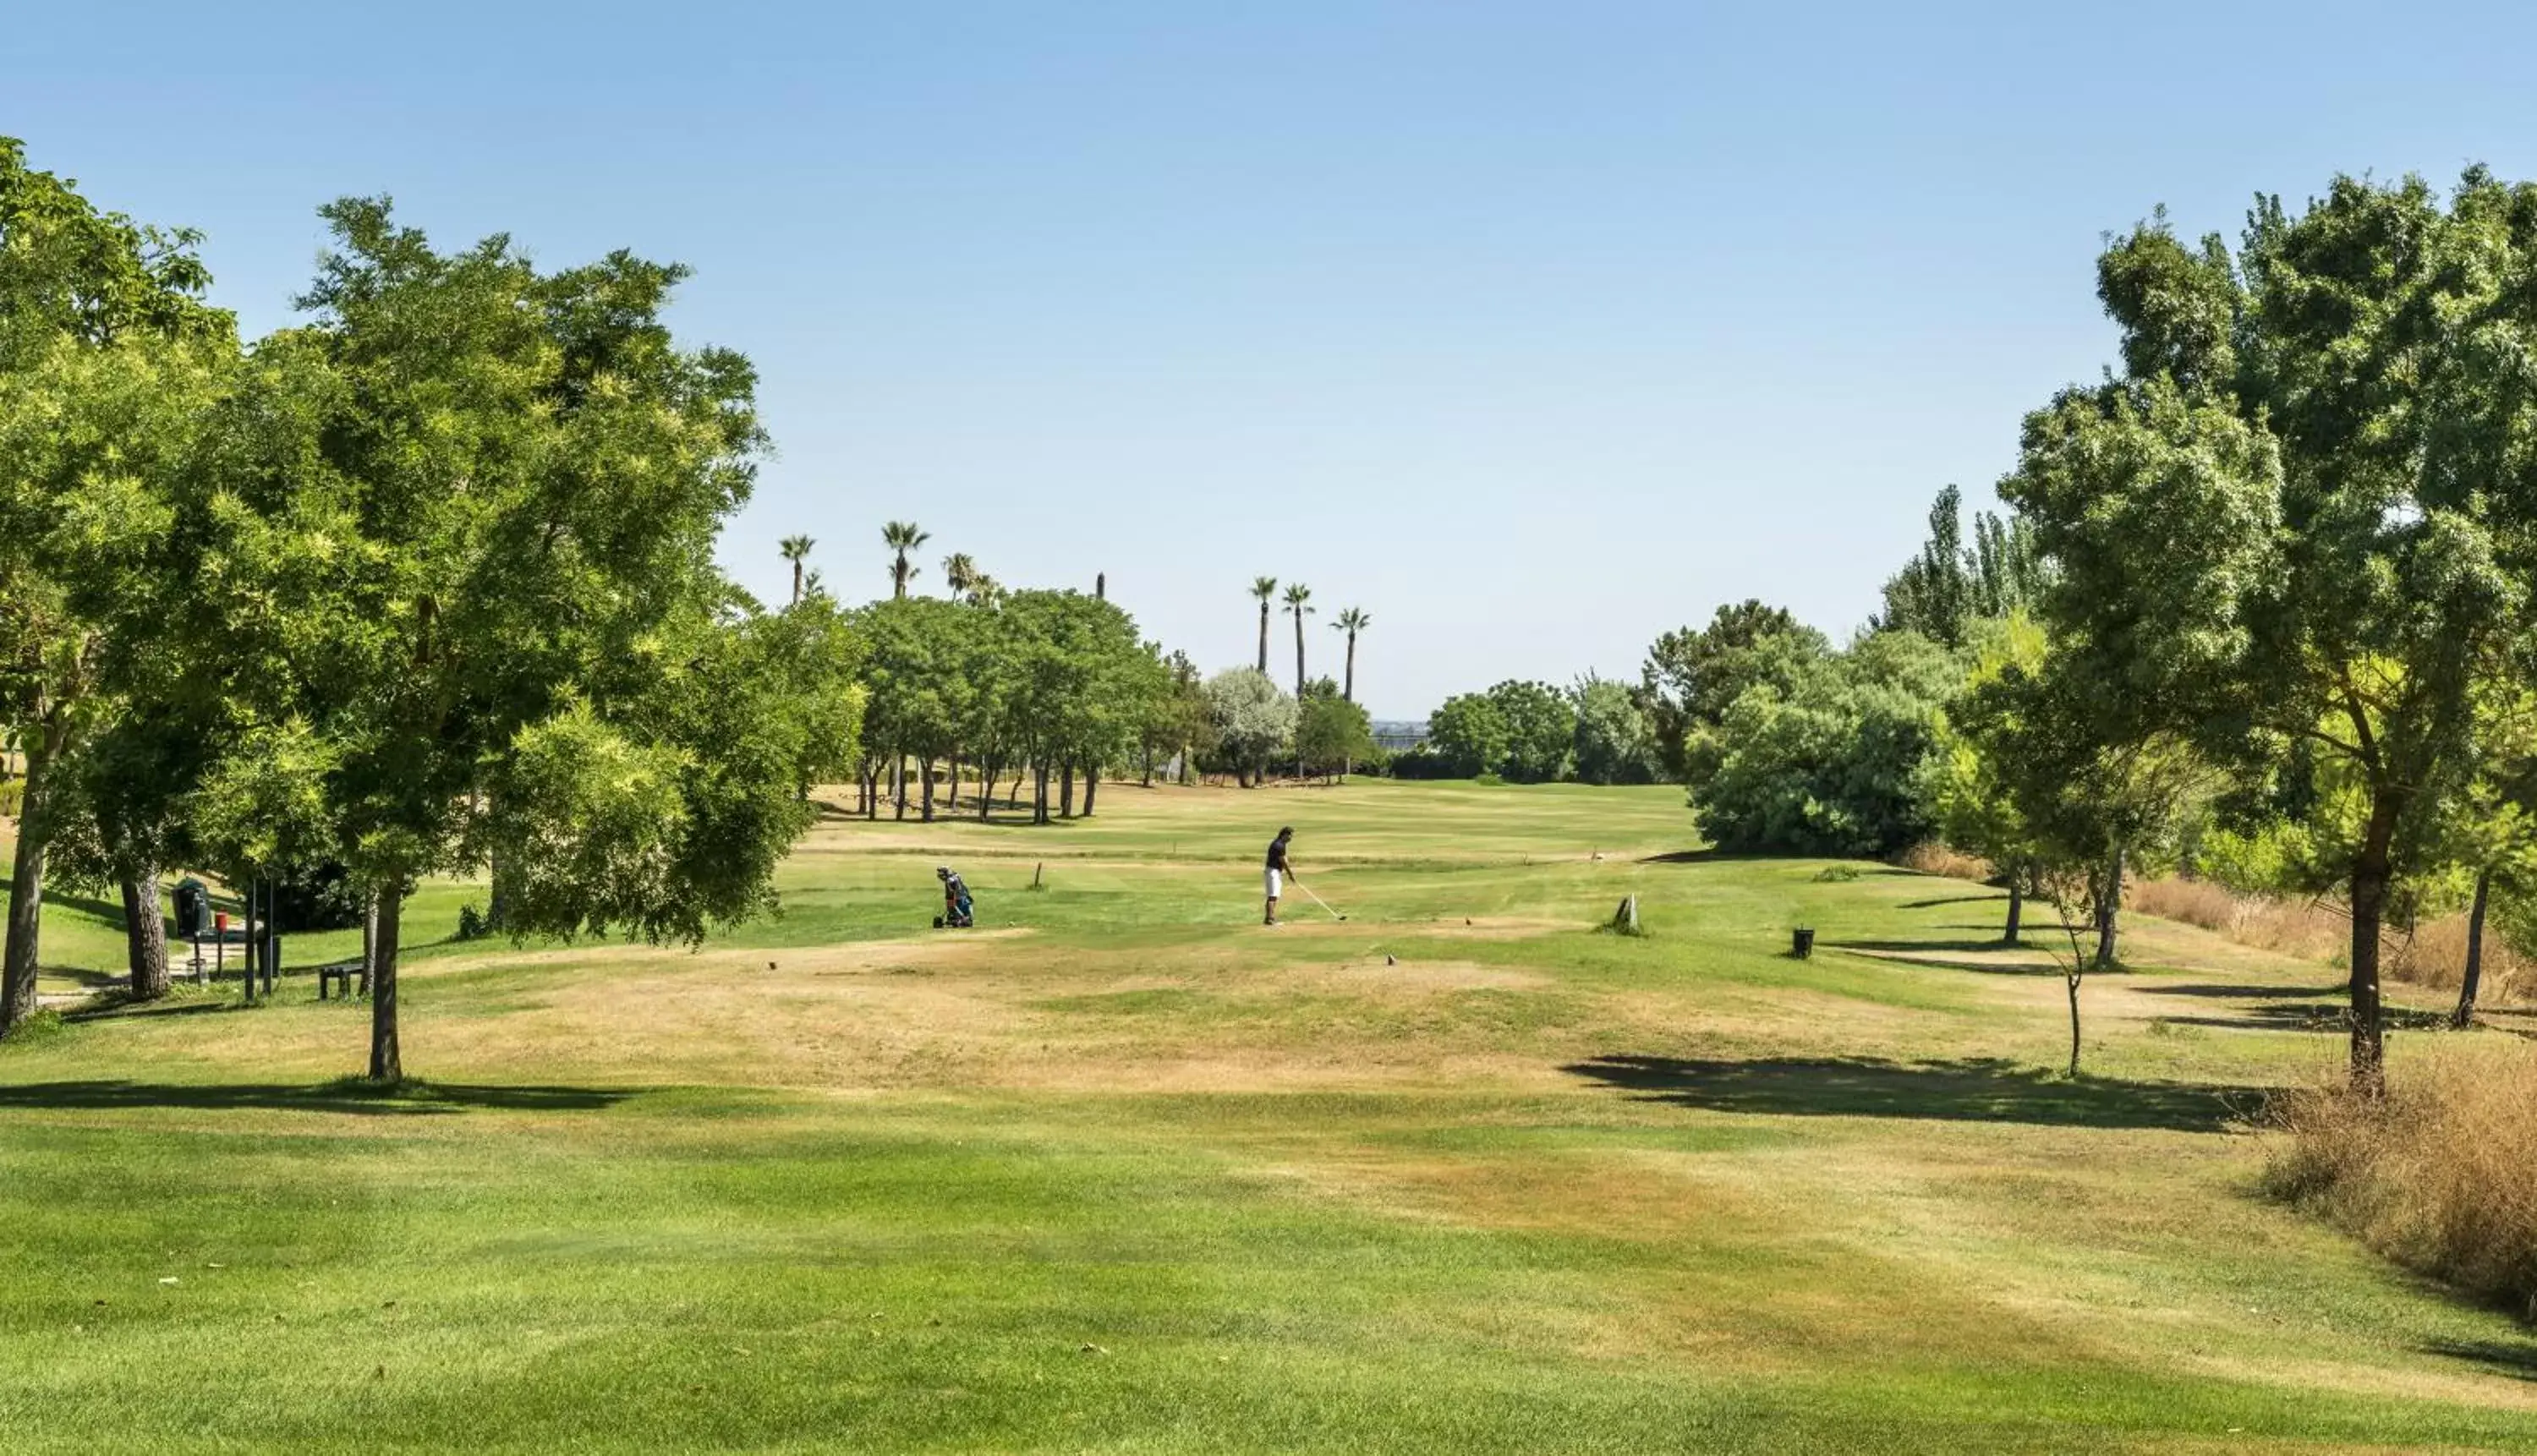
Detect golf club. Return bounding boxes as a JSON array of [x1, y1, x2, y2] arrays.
[[1295, 881, 1347, 922]]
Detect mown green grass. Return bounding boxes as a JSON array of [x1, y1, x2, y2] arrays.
[[4, 780, 2535, 1453]]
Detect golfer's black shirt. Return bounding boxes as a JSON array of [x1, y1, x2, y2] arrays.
[[1266, 839, 1290, 872]]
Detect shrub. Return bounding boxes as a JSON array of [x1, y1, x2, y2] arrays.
[[2266, 1039, 2537, 1316], [1687, 631, 1959, 857], [456, 903, 491, 941]]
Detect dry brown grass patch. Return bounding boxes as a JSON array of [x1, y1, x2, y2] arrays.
[[2129, 879, 2531, 1003], [2266, 1037, 2537, 1317], [1896, 842, 1992, 881]]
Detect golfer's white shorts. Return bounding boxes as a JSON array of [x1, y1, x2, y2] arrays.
[[1264, 868, 1282, 899]]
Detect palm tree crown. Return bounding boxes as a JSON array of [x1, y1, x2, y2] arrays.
[[1283, 583, 1314, 698], [883, 521, 930, 599], [1332, 606, 1370, 702], [1251, 576, 1278, 672], [780, 534, 815, 605], [942, 552, 978, 600]]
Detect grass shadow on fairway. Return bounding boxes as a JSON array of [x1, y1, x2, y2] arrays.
[[1832, 949, 2062, 977], [1562, 1054, 2267, 1132], [1896, 893, 2010, 910], [1833, 937, 2040, 955], [2143, 983, 2350, 1001], [0, 1079, 638, 1116], [2424, 1338, 2537, 1381]]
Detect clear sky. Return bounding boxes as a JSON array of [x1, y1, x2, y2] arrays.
[[10, 2, 2537, 717]]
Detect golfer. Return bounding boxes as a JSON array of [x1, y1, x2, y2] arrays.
[[1263, 827, 1295, 926]]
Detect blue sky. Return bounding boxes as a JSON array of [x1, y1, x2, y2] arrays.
[[10, 2, 2537, 716]]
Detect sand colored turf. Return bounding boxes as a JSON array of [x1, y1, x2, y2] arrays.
[[3, 780, 2535, 1453]]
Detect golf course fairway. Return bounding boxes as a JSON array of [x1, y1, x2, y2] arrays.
[[5, 780, 2534, 1453]]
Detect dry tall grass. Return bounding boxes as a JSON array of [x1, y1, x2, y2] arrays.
[[2266, 1038, 2537, 1317], [1902, 841, 2524, 1004], [2127, 878, 2528, 1004], [1895, 842, 1992, 881]]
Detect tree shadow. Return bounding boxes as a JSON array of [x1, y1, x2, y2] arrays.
[[1833, 937, 2045, 955], [2424, 1338, 2537, 1382], [0, 1080, 638, 1116], [2142, 983, 2347, 1002], [44, 966, 126, 989], [1560, 1054, 2266, 1132], [1898, 894, 2009, 910], [2153, 1004, 2451, 1034], [1846, 955, 2065, 977]]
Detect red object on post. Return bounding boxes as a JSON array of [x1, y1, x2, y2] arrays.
[[215, 911, 229, 935]]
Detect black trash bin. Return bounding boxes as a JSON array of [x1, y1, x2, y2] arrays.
[[1791, 927, 1816, 959]]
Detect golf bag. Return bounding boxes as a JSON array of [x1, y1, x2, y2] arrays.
[[939, 876, 974, 929]]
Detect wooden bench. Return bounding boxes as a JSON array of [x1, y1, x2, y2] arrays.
[[315, 960, 367, 1000]]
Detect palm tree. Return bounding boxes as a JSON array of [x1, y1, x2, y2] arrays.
[[1331, 607, 1370, 702], [1283, 583, 1314, 698], [883, 521, 929, 599], [1251, 577, 1278, 672], [780, 535, 815, 606], [967, 574, 1005, 609], [943, 552, 978, 601]]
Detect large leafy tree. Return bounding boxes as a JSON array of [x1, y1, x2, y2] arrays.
[[0, 137, 231, 1030], [2006, 172, 2537, 1089], [1570, 674, 1663, 786], [1424, 692, 1508, 779], [175, 199, 792, 1080], [1203, 669, 1296, 787], [1488, 680, 1576, 784], [1687, 631, 1959, 857], [1876, 484, 2046, 649], [1296, 687, 1375, 781], [1636, 600, 1827, 781]]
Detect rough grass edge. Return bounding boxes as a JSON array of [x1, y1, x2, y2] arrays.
[[2265, 1037, 2537, 1320]]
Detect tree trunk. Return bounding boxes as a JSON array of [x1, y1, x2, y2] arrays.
[[2452, 867, 2493, 1029], [2092, 846, 2124, 970], [2003, 874, 2024, 948], [947, 758, 962, 814], [369, 884, 404, 1082], [1345, 635, 1357, 703], [1258, 604, 1270, 673], [487, 847, 512, 932], [363, 889, 381, 983], [893, 755, 907, 821], [1060, 764, 1076, 818], [921, 758, 937, 822], [2348, 802, 2397, 1095], [1142, 744, 1154, 787], [121, 868, 169, 1001], [1083, 769, 1099, 818], [1294, 616, 1307, 699], [0, 745, 54, 1032], [2067, 970, 2083, 1079]]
